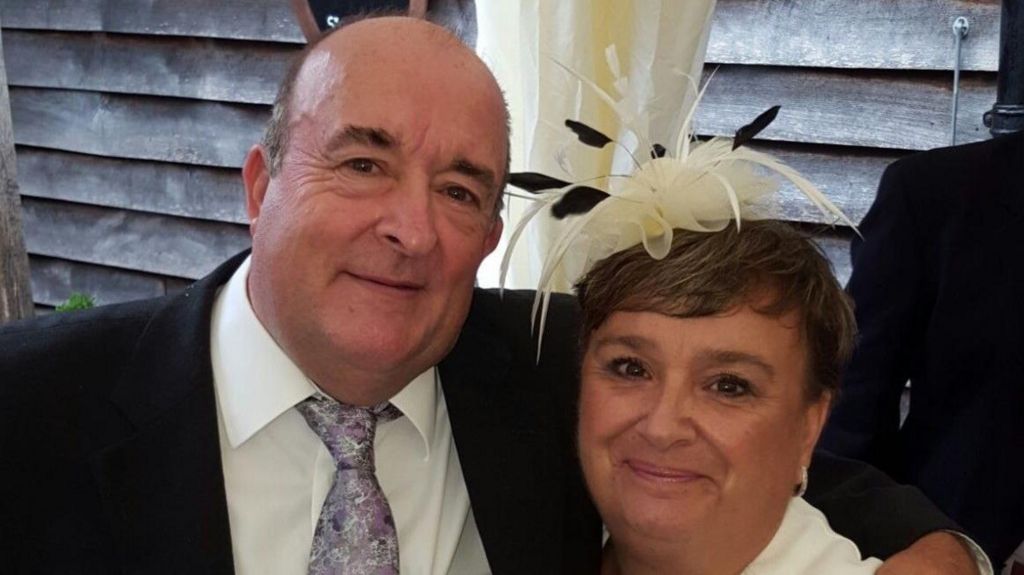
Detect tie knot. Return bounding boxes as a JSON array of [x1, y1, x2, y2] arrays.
[[296, 396, 402, 471]]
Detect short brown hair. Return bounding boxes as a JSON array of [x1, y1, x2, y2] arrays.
[[574, 220, 856, 403]]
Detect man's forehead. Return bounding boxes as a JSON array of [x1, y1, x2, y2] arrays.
[[285, 17, 508, 181], [325, 121, 503, 179], [293, 27, 497, 117], [290, 49, 342, 118]]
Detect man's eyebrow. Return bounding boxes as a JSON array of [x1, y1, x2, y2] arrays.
[[326, 125, 397, 152], [449, 157, 497, 191], [698, 349, 776, 378]]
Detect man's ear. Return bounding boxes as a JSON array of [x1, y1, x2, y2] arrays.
[[483, 216, 504, 257], [242, 145, 271, 232]]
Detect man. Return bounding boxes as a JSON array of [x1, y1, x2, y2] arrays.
[[822, 128, 1024, 570], [0, 15, 986, 574]]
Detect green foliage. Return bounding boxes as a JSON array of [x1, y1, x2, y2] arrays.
[[55, 293, 96, 313]]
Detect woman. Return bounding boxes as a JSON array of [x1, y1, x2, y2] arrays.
[[502, 68, 886, 571], [573, 220, 881, 574]]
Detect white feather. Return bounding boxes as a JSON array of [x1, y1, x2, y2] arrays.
[[506, 47, 858, 360]]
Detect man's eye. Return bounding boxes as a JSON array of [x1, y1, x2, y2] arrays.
[[343, 158, 378, 174], [709, 375, 752, 398], [443, 186, 477, 205], [608, 357, 650, 380]]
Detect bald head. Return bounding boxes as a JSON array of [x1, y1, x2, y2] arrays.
[[261, 15, 510, 207]]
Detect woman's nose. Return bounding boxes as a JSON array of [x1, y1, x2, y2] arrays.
[[637, 384, 699, 450]]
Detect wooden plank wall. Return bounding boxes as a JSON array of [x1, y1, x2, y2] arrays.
[[0, 0, 999, 307]]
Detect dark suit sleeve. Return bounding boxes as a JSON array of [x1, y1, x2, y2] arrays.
[[820, 161, 929, 462], [806, 450, 959, 559]]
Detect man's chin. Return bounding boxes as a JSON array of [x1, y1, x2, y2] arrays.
[[327, 333, 435, 378]]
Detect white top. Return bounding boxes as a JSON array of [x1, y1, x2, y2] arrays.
[[743, 497, 883, 575], [744, 492, 994, 574], [209, 256, 489, 575]]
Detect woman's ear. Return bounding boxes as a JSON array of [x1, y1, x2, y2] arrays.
[[799, 392, 832, 466]]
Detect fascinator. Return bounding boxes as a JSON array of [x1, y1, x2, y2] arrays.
[[499, 45, 856, 357]]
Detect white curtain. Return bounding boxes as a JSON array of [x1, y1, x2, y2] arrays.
[[476, 0, 717, 291]]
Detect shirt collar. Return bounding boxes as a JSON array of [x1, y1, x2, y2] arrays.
[[210, 256, 437, 456], [389, 365, 437, 458]]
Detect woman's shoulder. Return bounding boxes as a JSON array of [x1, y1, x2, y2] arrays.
[[744, 498, 883, 575]]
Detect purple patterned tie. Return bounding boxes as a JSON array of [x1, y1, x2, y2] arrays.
[[296, 396, 402, 575]]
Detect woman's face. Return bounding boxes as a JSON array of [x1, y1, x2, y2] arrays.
[[577, 303, 830, 554]]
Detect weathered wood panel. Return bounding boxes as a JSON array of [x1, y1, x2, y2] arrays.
[[15, 141, 887, 231], [0, 0, 304, 43], [695, 66, 995, 152], [3, 0, 1001, 72], [2, 24, 1001, 115], [21, 198, 251, 279], [0, 23, 33, 322], [16, 148, 248, 224], [163, 276, 194, 295], [10, 87, 266, 168], [708, 0, 1000, 72], [11, 134, 898, 231], [752, 143, 900, 225], [3, 30, 294, 104], [9, 69, 993, 173], [29, 255, 168, 306], [813, 232, 854, 286]]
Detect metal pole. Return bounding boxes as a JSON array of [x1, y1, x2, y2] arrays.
[[985, 0, 1024, 136], [951, 17, 970, 145]]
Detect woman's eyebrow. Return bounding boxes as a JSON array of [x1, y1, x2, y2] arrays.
[[697, 349, 775, 377], [591, 334, 656, 353]]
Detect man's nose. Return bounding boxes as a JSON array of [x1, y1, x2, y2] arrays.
[[376, 178, 439, 257], [637, 383, 699, 450]]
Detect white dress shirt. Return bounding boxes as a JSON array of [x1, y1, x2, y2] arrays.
[[209, 257, 489, 575]]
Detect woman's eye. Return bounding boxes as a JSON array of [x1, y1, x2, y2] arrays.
[[709, 375, 752, 398], [608, 357, 650, 380]]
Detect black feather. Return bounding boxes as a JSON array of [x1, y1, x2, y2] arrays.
[[565, 119, 614, 149], [651, 143, 667, 159], [508, 172, 573, 193], [551, 186, 610, 219], [732, 105, 781, 150]]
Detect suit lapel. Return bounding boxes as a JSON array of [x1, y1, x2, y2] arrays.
[[440, 294, 568, 574], [92, 253, 247, 574]]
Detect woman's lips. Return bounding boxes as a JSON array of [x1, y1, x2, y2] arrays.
[[625, 459, 706, 483]]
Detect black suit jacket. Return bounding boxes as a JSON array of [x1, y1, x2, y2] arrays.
[[822, 130, 1024, 563], [1, 252, 957, 573]]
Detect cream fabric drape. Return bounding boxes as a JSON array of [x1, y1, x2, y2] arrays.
[[476, 0, 717, 291]]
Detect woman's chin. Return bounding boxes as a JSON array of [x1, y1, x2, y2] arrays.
[[611, 492, 718, 544]]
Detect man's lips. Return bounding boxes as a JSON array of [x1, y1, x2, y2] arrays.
[[625, 459, 707, 483], [346, 271, 425, 291]]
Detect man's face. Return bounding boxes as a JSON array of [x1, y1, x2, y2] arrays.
[[244, 22, 506, 405]]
